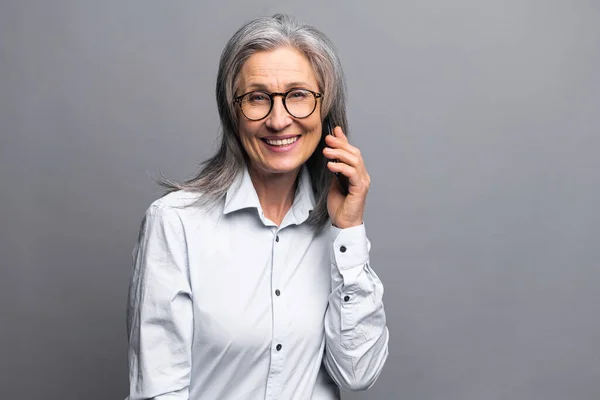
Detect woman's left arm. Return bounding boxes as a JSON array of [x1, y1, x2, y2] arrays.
[[322, 127, 389, 391], [324, 223, 389, 391]]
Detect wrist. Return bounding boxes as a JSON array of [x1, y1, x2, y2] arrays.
[[332, 220, 363, 229]]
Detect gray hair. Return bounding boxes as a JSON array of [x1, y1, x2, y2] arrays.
[[161, 13, 349, 230]]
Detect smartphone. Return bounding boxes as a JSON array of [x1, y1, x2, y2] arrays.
[[326, 118, 350, 195]]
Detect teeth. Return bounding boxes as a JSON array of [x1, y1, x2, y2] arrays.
[[265, 136, 299, 146]]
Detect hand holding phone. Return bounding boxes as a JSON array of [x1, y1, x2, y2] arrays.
[[326, 118, 350, 196], [323, 118, 370, 228]]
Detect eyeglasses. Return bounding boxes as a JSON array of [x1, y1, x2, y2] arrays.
[[234, 88, 323, 121]]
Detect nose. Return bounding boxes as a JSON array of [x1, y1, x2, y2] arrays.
[[265, 96, 293, 131]]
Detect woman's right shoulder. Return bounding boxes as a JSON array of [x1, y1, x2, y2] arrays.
[[150, 189, 202, 210], [142, 189, 220, 222]]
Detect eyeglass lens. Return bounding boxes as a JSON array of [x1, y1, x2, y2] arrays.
[[240, 89, 317, 120]]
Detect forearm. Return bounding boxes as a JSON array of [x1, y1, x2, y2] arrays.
[[323, 223, 389, 391]]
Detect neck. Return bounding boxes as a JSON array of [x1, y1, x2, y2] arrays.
[[248, 165, 300, 226]]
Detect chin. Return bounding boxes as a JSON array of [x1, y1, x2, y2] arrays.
[[261, 160, 305, 175], [268, 165, 303, 175]]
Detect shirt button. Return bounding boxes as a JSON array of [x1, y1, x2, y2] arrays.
[[344, 295, 350, 302], [275, 289, 281, 296], [276, 235, 280, 242], [276, 344, 282, 351], [340, 245, 347, 253]]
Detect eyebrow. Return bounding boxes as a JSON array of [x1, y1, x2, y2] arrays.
[[244, 81, 316, 92]]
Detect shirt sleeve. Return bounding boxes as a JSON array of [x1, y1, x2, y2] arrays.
[[323, 223, 389, 391], [126, 203, 193, 400]]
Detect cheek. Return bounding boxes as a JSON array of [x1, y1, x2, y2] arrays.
[[303, 126, 323, 156], [307, 119, 323, 142], [237, 121, 260, 144], [237, 129, 259, 159]]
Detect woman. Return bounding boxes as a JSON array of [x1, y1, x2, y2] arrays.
[[126, 14, 389, 400]]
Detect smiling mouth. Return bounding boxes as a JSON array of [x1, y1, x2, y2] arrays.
[[262, 135, 300, 146]]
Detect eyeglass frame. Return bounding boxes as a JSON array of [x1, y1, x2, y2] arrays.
[[233, 88, 323, 121]]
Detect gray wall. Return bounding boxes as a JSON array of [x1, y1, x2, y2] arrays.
[[1, 1, 599, 399]]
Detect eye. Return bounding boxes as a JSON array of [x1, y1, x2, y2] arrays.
[[247, 92, 270, 103], [287, 89, 310, 100]]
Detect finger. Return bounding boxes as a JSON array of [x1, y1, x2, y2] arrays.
[[323, 147, 361, 168], [326, 161, 364, 187], [332, 126, 348, 140], [327, 157, 371, 185], [324, 133, 360, 156], [326, 126, 348, 142], [327, 125, 352, 142]]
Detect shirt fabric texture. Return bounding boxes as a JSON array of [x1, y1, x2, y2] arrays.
[[126, 165, 389, 400]]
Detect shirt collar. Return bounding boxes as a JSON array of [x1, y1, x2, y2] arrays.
[[223, 164, 316, 225]]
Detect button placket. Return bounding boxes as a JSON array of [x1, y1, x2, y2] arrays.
[[274, 231, 281, 297], [266, 227, 286, 397]]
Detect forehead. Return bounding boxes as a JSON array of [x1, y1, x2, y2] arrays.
[[238, 47, 318, 91]]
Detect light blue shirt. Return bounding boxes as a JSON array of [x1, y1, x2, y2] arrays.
[[126, 165, 389, 400]]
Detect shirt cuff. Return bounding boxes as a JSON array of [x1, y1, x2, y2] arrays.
[[330, 223, 369, 269]]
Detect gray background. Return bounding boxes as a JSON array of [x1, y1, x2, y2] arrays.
[[1, 0, 599, 399]]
